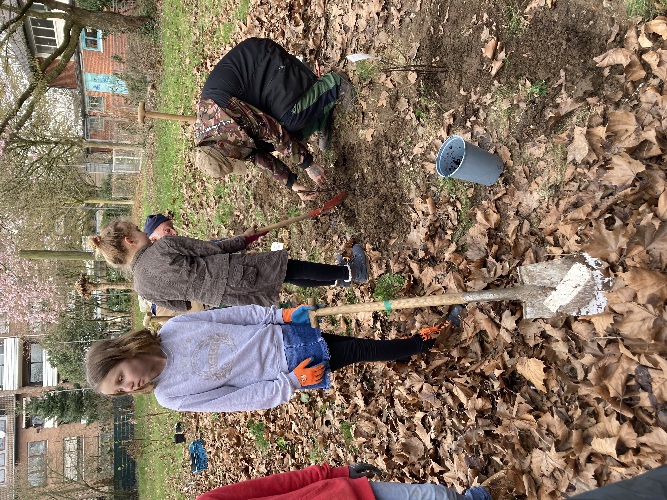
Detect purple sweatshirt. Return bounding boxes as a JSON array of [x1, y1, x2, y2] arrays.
[[152, 305, 301, 412]]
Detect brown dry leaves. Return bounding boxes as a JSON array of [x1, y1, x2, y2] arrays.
[[170, 4, 667, 500]]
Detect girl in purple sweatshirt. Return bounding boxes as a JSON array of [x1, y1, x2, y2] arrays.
[[85, 305, 436, 412]]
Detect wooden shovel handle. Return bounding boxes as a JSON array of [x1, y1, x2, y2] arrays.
[[254, 192, 347, 234], [307, 286, 547, 327], [143, 314, 174, 327], [255, 213, 311, 233]]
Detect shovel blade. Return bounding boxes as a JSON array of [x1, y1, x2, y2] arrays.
[[517, 253, 611, 319]]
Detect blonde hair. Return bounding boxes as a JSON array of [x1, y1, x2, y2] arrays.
[[86, 328, 163, 395], [88, 218, 136, 268]]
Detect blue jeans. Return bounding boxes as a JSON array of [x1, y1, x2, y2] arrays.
[[369, 482, 491, 500]]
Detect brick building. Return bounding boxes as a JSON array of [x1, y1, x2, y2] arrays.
[[76, 2, 143, 178], [18, 0, 143, 181], [0, 2, 141, 497], [0, 322, 112, 498]]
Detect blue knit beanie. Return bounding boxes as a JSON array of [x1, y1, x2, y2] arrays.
[[143, 214, 171, 237]]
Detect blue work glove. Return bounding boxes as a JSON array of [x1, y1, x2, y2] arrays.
[[282, 305, 316, 324]]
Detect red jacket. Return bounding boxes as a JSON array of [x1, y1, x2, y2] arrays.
[[196, 463, 376, 500]]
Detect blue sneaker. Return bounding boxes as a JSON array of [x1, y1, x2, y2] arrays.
[[335, 244, 368, 287], [447, 304, 464, 328], [189, 439, 208, 473], [350, 244, 368, 283]]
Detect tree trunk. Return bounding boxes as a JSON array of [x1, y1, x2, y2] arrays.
[[39, 0, 151, 32], [83, 140, 144, 151], [10, 137, 143, 150], [82, 199, 134, 205], [19, 250, 99, 261], [0, 383, 76, 396], [90, 282, 131, 291]]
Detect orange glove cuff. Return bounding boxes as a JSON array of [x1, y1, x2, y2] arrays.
[[282, 308, 296, 322]]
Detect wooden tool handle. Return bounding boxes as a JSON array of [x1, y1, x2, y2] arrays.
[[307, 286, 546, 326], [255, 213, 311, 233], [137, 102, 196, 124], [143, 314, 174, 327]]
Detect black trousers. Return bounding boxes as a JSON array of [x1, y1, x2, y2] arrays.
[[283, 259, 348, 287], [323, 333, 432, 371]]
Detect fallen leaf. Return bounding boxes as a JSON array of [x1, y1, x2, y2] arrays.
[[646, 16, 667, 39], [602, 152, 645, 188], [516, 358, 547, 392], [642, 49, 667, 81], [567, 126, 590, 164], [483, 38, 497, 59], [591, 436, 618, 458], [594, 47, 632, 67], [622, 268, 667, 304]]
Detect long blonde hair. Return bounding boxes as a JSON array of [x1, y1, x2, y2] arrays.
[[88, 218, 136, 268], [86, 328, 163, 395]]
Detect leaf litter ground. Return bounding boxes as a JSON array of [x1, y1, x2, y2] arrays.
[[147, 1, 667, 498]]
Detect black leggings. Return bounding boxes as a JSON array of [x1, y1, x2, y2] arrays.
[[322, 333, 433, 371], [284, 259, 348, 287]]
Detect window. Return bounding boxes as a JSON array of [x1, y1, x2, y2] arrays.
[[0, 343, 4, 390], [87, 116, 105, 131], [28, 4, 58, 56], [86, 95, 104, 112], [30, 344, 43, 385], [81, 28, 102, 51], [113, 150, 142, 173], [27, 441, 47, 487], [0, 418, 5, 484], [63, 437, 82, 481], [0, 318, 8, 335]]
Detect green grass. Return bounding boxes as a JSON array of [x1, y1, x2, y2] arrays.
[[439, 177, 473, 243], [282, 283, 323, 304], [276, 436, 295, 455], [504, 5, 527, 38], [340, 420, 354, 442], [135, 395, 184, 500], [339, 420, 358, 452], [196, 0, 250, 46], [354, 60, 380, 83], [308, 438, 326, 464], [150, 0, 249, 219], [148, 0, 200, 218], [247, 419, 269, 451], [526, 80, 547, 99], [372, 273, 405, 301], [625, 0, 667, 17]]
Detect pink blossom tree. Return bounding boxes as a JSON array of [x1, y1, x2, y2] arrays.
[[0, 239, 64, 323]]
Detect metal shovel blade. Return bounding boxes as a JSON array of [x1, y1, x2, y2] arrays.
[[307, 253, 611, 327], [517, 253, 611, 319]]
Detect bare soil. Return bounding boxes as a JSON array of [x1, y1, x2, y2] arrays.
[[146, 0, 667, 498]]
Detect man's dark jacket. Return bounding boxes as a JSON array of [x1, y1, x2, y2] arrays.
[[201, 38, 317, 121]]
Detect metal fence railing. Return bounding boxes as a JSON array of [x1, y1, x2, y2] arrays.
[[113, 396, 137, 498]]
